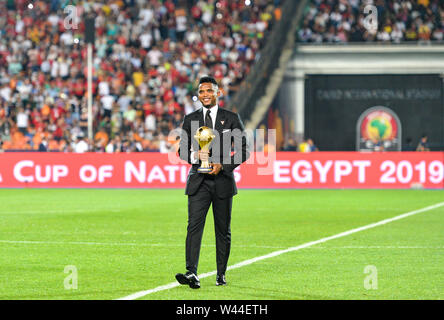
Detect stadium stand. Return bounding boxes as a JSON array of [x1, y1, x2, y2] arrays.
[[297, 0, 444, 43], [0, 0, 284, 152]]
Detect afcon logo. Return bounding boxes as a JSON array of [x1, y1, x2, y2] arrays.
[[357, 107, 401, 151], [362, 111, 396, 142]]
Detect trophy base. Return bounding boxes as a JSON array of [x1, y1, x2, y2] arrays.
[[197, 167, 213, 173]]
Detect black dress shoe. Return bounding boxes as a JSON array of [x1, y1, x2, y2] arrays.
[[175, 271, 200, 289], [216, 274, 227, 286]]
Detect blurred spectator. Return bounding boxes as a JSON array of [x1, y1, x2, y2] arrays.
[[16, 107, 29, 135], [416, 134, 430, 151], [307, 138, 319, 152], [299, 138, 319, 152], [74, 135, 89, 153], [282, 137, 298, 151], [298, 139, 310, 152], [38, 137, 48, 152], [94, 127, 109, 150]]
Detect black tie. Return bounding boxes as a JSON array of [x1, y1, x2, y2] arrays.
[[205, 109, 213, 129]]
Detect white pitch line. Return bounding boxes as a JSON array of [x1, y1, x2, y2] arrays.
[[311, 246, 444, 249], [116, 201, 444, 300]]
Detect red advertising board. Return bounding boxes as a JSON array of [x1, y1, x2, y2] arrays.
[[0, 152, 442, 189]]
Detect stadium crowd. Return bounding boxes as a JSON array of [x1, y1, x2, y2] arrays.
[[298, 0, 444, 43], [0, 0, 284, 152]]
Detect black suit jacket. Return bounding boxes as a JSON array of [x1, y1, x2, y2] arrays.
[[179, 107, 250, 199]]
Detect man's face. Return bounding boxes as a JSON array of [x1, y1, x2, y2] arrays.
[[198, 82, 218, 108]]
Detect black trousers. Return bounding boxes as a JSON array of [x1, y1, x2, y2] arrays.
[[186, 176, 233, 276]]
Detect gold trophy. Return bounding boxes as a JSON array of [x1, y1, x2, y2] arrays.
[[194, 126, 216, 173]]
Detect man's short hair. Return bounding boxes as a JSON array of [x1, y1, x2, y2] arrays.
[[199, 76, 218, 87]]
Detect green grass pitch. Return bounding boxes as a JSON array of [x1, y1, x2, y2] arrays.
[[0, 188, 443, 300]]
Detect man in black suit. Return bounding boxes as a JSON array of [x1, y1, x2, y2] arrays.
[[175, 76, 250, 289]]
